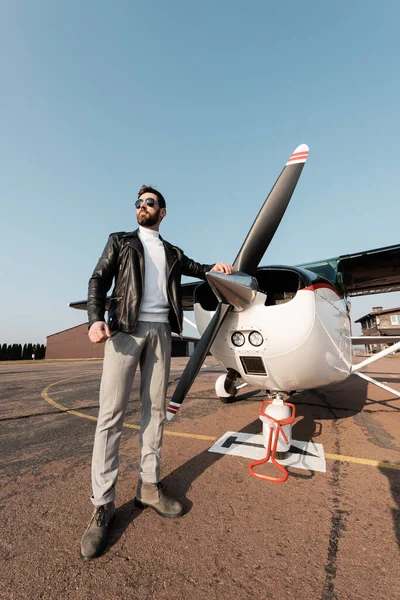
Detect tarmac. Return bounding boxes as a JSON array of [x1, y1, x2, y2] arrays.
[[0, 355, 399, 600]]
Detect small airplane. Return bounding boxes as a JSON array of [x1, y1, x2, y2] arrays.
[[70, 144, 400, 457], [164, 145, 400, 422]]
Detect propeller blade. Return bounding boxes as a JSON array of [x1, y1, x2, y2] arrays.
[[233, 144, 309, 273], [167, 144, 309, 420], [166, 303, 231, 420]]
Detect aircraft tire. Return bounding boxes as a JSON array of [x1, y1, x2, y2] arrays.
[[215, 374, 237, 402]]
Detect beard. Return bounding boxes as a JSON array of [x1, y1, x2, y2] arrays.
[[137, 208, 160, 227]]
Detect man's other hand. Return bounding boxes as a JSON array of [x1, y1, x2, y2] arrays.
[[210, 263, 233, 275], [89, 321, 112, 343]]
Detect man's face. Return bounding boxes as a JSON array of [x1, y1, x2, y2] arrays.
[[136, 192, 166, 228]]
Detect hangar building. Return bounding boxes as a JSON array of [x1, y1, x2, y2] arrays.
[[46, 323, 199, 359]]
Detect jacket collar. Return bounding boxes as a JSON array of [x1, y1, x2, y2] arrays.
[[126, 229, 142, 252], [126, 228, 177, 270]]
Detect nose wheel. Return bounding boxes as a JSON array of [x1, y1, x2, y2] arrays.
[[215, 369, 240, 403]]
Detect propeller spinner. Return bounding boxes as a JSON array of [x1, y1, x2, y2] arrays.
[[206, 271, 258, 312], [167, 144, 309, 420]]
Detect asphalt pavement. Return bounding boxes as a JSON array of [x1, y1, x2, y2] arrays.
[[0, 356, 399, 599]]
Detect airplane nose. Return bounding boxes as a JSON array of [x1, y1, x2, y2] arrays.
[[205, 271, 258, 311]]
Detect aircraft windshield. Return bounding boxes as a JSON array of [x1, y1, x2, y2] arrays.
[[297, 259, 339, 287]]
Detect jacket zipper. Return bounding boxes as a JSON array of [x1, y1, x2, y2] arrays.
[[115, 251, 129, 325], [132, 247, 145, 331]]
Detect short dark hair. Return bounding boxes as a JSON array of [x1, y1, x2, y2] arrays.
[[137, 185, 166, 208]]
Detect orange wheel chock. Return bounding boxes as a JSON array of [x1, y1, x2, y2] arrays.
[[249, 399, 296, 483]]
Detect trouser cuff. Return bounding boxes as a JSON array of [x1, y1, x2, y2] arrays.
[[138, 474, 159, 484], [90, 491, 115, 507]]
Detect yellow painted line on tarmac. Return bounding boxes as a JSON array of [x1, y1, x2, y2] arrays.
[[41, 376, 216, 441], [41, 376, 99, 423], [325, 452, 400, 471], [41, 375, 400, 468]]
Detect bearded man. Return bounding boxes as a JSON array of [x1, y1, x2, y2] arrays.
[[80, 185, 232, 560]]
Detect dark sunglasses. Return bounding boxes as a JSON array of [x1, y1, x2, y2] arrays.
[[135, 198, 159, 209]]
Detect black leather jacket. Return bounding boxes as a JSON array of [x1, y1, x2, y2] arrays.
[[88, 229, 214, 335]]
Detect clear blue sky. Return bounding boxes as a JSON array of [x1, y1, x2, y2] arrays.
[[1, 1, 399, 344]]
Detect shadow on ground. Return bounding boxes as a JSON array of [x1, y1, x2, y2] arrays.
[[379, 466, 400, 549], [107, 371, 400, 555]]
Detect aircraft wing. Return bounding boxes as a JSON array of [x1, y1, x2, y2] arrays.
[[69, 299, 92, 311], [351, 336, 400, 345], [299, 244, 400, 297], [69, 281, 201, 313], [70, 243, 400, 312]]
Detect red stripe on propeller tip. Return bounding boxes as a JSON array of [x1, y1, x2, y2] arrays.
[[288, 152, 308, 161], [167, 405, 179, 413]]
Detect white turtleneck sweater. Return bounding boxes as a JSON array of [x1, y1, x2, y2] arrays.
[[138, 225, 170, 323]]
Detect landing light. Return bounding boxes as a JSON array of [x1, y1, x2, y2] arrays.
[[231, 332, 245, 347], [249, 331, 263, 346]]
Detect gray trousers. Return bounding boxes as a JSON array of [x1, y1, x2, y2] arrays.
[[91, 322, 171, 506]]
